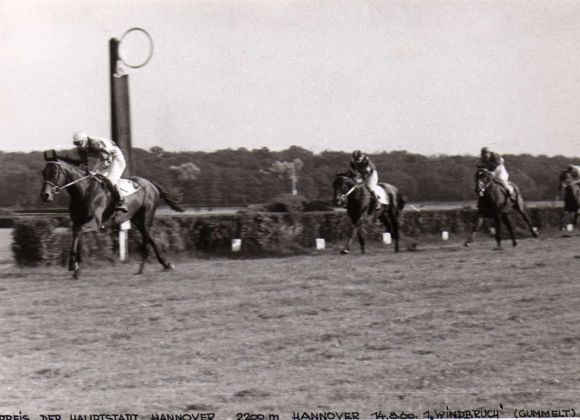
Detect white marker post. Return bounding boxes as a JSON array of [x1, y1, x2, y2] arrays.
[[567, 224, 574, 232], [232, 239, 242, 252], [119, 220, 131, 261], [315, 238, 326, 250], [442, 231, 449, 241], [382, 232, 392, 244]]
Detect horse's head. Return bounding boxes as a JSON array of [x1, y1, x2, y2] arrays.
[[333, 172, 359, 207], [474, 168, 493, 197], [41, 161, 64, 202], [40, 153, 87, 202], [559, 169, 574, 191]]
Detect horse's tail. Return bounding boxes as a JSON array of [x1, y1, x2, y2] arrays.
[[150, 180, 185, 212]]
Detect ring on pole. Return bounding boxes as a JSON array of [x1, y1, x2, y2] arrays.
[[118, 27, 154, 69]]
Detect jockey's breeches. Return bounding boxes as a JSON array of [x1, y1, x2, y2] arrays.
[[365, 170, 379, 194], [493, 165, 513, 192], [100, 152, 126, 184], [493, 165, 509, 182]]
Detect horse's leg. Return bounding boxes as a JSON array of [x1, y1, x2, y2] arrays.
[[390, 210, 402, 253], [379, 212, 393, 252], [357, 223, 365, 254], [341, 218, 361, 255], [493, 215, 502, 250], [146, 231, 174, 270], [132, 213, 151, 274], [77, 234, 83, 263], [559, 210, 568, 231], [464, 213, 484, 247], [135, 211, 174, 272], [501, 213, 517, 247], [69, 227, 81, 272], [514, 199, 538, 237], [382, 209, 401, 253]]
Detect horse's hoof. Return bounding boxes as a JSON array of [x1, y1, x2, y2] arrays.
[[164, 263, 175, 271], [512, 242, 518, 247], [463, 242, 470, 247], [73, 268, 81, 279], [340, 249, 349, 255]]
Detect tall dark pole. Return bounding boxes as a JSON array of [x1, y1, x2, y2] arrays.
[[109, 38, 133, 176]]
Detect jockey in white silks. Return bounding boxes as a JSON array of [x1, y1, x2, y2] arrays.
[[350, 150, 381, 210], [478, 147, 514, 199], [72, 131, 128, 212]]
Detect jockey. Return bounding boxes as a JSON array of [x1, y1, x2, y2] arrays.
[[72, 131, 128, 212], [349, 150, 381, 210], [478, 147, 514, 199]]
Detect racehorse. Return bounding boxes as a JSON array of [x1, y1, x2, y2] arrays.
[[464, 168, 537, 249], [40, 151, 184, 278], [333, 172, 406, 254], [558, 169, 580, 229]]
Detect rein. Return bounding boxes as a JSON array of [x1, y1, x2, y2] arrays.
[[43, 161, 96, 195], [342, 186, 356, 199], [54, 175, 93, 193]]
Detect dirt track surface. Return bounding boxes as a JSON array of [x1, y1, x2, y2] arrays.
[[1, 234, 579, 417]]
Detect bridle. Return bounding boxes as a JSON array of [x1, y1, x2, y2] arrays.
[[42, 161, 93, 195], [475, 170, 492, 197], [335, 175, 362, 205]]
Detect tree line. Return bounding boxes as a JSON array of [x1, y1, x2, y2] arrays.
[[0, 146, 576, 209]]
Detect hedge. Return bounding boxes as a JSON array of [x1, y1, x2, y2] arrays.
[[10, 205, 566, 266]]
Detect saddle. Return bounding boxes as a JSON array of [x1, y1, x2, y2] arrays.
[[366, 184, 390, 215], [95, 175, 140, 197]]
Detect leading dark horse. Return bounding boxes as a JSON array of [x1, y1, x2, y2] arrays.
[[464, 168, 537, 249], [333, 172, 406, 254], [40, 153, 184, 278], [558, 169, 580, 229]]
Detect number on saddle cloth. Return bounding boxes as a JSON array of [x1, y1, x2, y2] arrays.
[[117, 179, 141, 197]]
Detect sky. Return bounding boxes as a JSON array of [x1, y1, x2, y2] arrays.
[[2, 0, 580, 157]]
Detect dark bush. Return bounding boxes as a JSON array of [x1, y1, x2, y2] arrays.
[[10, 205, 566, 266], [12, 219, 58, 266], [265, 193, 307, 212]]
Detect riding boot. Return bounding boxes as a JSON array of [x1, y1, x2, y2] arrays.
[[114, 184, 128, 212], [373, 192, 381, 209], [506, 185, 515, 200]]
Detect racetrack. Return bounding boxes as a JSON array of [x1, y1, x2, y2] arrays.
[[0, 233, 579, 416]]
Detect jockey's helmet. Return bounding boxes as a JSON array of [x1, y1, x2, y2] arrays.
[[73, 131, 88, 146], [352, 150, 363, 162], [480, 147, 490, 158]]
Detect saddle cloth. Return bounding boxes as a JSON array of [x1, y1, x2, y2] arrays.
[[118, 178, 140, 197]]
